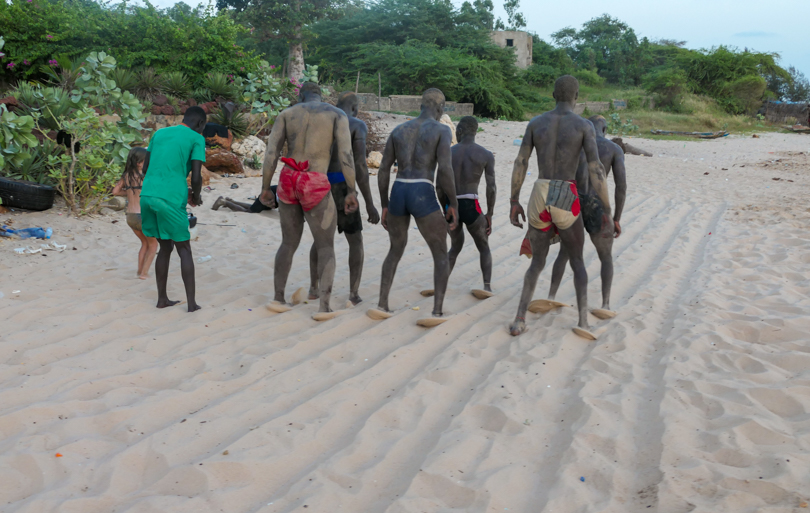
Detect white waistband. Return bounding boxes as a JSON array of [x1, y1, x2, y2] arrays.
[[457, 193, 478, 200], [395, 178, 433, 185]]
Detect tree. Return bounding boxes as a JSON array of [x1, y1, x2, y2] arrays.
[[216, 0, 348, 81], [494, 0, 525, 31], [767, 66, 810, 102], [459, 0, 495, 31]]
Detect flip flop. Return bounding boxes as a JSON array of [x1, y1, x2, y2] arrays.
[[266, 301, 292, 313], [590, 309, 617, 320], [528, 299, 570, 314], [291, 287, 306, 305], [367, 308, 392, 320], [312, 310, 344, 321], [420, 289, 435, 297], [471, 289, 493, 299], [416, 316, 449, 328], [572, 327, 597, 340]]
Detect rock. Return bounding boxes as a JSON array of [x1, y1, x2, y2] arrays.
[[187, 165, 213, 187], [160, 105, 175, 116], [99, 207, 116, 216], [201, 102, 218, 114], [232, 135, 266, 160], [151, 105, 162, 115], [206, 130, 233, 151], [439, 114, 457, 145], [102, 196, 127, 211], [180, 105, 188, 114], [187, 98, 197, 107], [367, 151, 383, 168], [153, 94, 168, 106], [0, 96, 20, 110], [205, 148, 244, 175]]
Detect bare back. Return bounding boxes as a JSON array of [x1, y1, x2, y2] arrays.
[[451, 142, 493, 196], [390, 118, 452, 182], [328, 116, 366, 174], [271, 102, 349, 174], [526, 109, 594, 181]]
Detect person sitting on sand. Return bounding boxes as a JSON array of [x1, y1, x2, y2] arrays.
[[211, 186, 278, 213], [140, 106, 207, 313], [112, 147, 158, 280]]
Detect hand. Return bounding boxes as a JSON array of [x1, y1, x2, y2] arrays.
[[381, 207, 389, 231], [485, 214, 492, 236], [510, 202, 526, 228], [445, 206, 458, 231], [344, 193, 359, 214], [367, 204, 380, 224], [260, 189, 277, 209], [190, 193, 203, 208], [613, 220, 622, 238], [599, 213, 613, 238]]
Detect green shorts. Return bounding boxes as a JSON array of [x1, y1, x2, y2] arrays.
[[140, 196, 189, 242]]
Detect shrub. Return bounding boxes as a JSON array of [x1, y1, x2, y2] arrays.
[[162, 71, 192, 98], [644, 68, 688, 111], [4, 139, 62, 184], [110, 68, 138, 94], [573, 69, 605, 87], [202, 72, 239, 101], [13, 84, 76, 131], [0, 104, 39, 171], [135, 68, 164, 101], [209, 107, 248, 138], [523, 64, 557, 87]]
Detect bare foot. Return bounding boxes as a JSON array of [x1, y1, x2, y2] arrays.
[[349, 293, 363, 306], [157, 299, 181, 309], [308, 287, 320, 301], [211, 196, 226, 211], [188, 303, 202, 313], [431, 310, 443, 317], [138, 274, 149, 280], [509, 318, 527, 336]]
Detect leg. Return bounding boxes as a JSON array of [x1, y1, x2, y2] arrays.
[[467, 216, 492, 291], [548, 243, 570, 300], [303, 194, 338, 313], [308, 242, 320, 300], [174, 240, 201, 312], [447, 220, 464, 276], [557, 216, 589, 329], [142, 237, 158, 279], [591, 233, 614, 310], [131, 226, 149, 277], [155, 239, 180, 308], [274, 202, 305, 303], [509, 226, 553, 335], [225, 198, 253, 212], [378, 214, 410, 312], [346, 231, 364, 305], [415, 211, 450, 317]]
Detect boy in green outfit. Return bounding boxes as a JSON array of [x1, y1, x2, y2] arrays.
[[140, 106, 207, 312]]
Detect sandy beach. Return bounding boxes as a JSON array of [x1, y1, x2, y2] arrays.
[[1, 116, 809, 512]]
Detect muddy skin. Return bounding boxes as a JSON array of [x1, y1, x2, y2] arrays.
[[211, 196, 250, 212], [377, 88, 459, 317], [309, 92, 380, 305], [508, 76, 611, 336], [259, 83, 359, 313], [436, 116, 496, 292], [548, 115, 627, 310]]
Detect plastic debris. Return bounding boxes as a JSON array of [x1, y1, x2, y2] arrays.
[[197, 255, 213, 263], [512, 139, 522, 146], [55, 453, 63, 457], [580, 476, 585, 482]]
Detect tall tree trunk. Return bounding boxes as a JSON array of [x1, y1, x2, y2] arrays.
[[288, 26, 305, 83]]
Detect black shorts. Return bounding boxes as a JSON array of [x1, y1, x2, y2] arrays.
[[457, 198, 483, 226], [248, 185, 278, 213], [331, 181, 362, 234], [580, 190, 605, 235]]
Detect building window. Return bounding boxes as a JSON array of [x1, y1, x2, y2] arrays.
[[506, 39, 514, 47]]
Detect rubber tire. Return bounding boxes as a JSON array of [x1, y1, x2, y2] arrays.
[[0, 177, 56, 211]]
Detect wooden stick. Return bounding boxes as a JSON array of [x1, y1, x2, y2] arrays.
[[378, 71, 381, 111], [355, 71, 360, 93]]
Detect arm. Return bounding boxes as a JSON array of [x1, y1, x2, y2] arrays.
[[260, 113, 286, 206], [509, 125, 533, 227], [189, 160, 203, 206], [574, 151, 589, 195], [484, 152, 496, 217], [334, 113, 356, 194], [611, 150, 627, 237], [112, 179, 125, 196], [377, 134, 396, 230], [352, 125, 378, 219], [582, 123, 611, 217], [435, 127, 458, 231]]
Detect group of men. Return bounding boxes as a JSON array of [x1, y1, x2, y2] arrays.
[[147, 75, 627, 339]]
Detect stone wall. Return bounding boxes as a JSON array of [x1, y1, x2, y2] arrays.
[[355, 93, 474, 116], [490, 30, 533, 69]]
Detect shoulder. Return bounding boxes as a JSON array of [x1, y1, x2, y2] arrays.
[[350, 117, 368, 134], [601, 137, 623, 155]]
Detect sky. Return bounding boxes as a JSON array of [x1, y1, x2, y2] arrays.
[[147, 0, 810, 76]]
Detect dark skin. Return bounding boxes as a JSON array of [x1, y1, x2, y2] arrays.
[[548, 116, 626, 310], [309, 94, 380, 305], [259, 88, 359, 313], [145, 119, 205, 313], [508, 79, 611, 336], [436, 125, 496, 291], [377, 92, 458, 317]]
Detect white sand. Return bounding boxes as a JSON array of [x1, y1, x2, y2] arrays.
[[1, 117, 809, 512]]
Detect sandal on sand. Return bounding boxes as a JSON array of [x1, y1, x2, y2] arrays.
[[471, 289, 493, 299], [416, 316, 450, 328], [528, 299, 570, 314], [573, 327, 597, 340], [266, 301, 292, 313], [590, 309, 616, 320], [420, 289, 434, 297], [367, 308, 393, 320]]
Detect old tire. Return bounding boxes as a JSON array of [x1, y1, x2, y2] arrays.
[[0, 177, 56, 211]]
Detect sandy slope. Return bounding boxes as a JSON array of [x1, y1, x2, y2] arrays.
[[1, 117, 809, 513]]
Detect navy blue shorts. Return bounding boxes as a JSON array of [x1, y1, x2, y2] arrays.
[[388, 180, 440, 218]]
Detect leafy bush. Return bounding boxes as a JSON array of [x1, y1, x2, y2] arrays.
[[643, 68, 688, 111], [0, 104, 39, 171], [523, 64, 558, 87], [162, 71, 192, 98], [208, 107, 248, 138], [202, 72, 239, 101], [40, 54, 85, 91], [13, 83, 76, 131], [110, 68, 138, 94], [135, 68, 164, 101], [573, 69, 605, 87], [606, 112, 638, 136], [4, 139, 62, 184]]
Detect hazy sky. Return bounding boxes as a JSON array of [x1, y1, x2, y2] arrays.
[[147, 0, 810, 75]]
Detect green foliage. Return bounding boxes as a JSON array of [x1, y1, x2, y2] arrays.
[[209, 107, 248, 137], [0, 104, 39, 171], [233, 62, 292, 116], [70, 52, 146, 129], [523, 64, 557, 87], [494, 0, 525, 31], [162, 71, 192, 98], [573, 69, 605, 87], [41, 54, 85, 91], [202, 72, 239, 100], [606, 112, 638, 136], [110, 68, 138, 94], [643, 68, 688, 111], [135, 68, 164, 101], [4, 139, 61, 184], [13, 83, 76, 131]]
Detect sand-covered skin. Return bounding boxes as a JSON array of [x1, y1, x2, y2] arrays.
[[1, 118, 809, 512]]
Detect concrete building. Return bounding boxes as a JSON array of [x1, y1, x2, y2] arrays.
[[490, 30, 532, 69]]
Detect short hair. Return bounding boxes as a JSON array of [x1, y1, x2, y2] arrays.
[[422, 88, 445, 110], [336, 91, 359, 112], [183, 106, 207, 128], [299, 82, 322, 97], [456, 116, 478, 139], [554, 75, 579, 102], [589, 115, 607, 133]]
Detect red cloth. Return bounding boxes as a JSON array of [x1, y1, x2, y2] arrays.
[[474, 199, 483, 215], [519, 237, 532, 258], [277, 158, 331, 212], [519, 181, 580, 257]]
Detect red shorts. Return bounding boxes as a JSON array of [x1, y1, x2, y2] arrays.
[[276, 158, 331, 212]]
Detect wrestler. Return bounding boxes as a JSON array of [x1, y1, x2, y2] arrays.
[[436, 116, 496, 295], [371, 88, 458, 323], [508, 75, 612, 338], [259, 82, 359, 317], [308, 92, 380, 306], [547, 115, 626, 316]]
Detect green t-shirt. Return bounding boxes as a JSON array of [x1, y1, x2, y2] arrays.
[[141, 124, 206, 208]]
